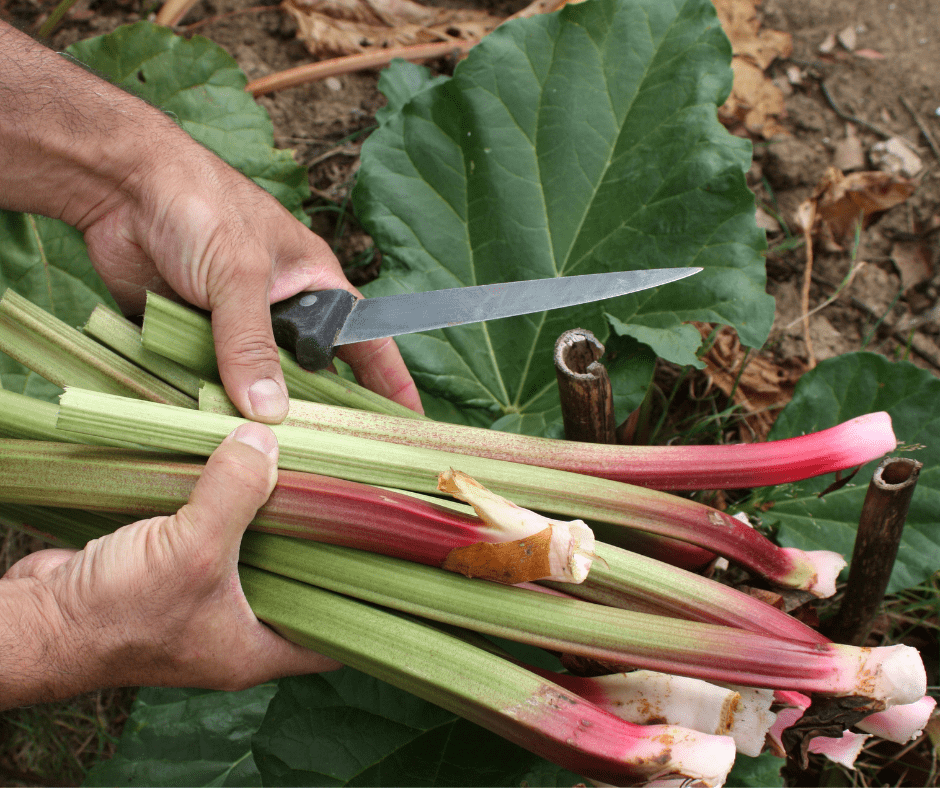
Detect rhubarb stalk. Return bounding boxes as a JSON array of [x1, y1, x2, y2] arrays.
[[237, 531, 928, 703], [0, 440, 592, 584], [197, 381, 897, 491], [241, 565, 738, 786], [0, 289, 195, 407], [57, 388, 846, 595], [141, 292, 427, 419]]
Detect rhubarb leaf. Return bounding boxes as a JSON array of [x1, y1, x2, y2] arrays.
[[724, 752, 784, 787], [0, 22, 309, 397], [252, 670, 585, 786], [83, 685, 274, 787], [753, 352, 939, 594], [354, 0, 771, 436]]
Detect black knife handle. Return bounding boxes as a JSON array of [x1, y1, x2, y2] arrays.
[[270, 289, 358, 372]]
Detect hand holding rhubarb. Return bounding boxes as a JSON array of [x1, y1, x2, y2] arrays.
[[0, 20, 421, 420], [0, 423, 338, 710]]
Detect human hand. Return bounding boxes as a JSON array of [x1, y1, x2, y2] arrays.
[[0, 20, 421, 422], [2, 423, 340, 703], [79, 143, 423, 422]]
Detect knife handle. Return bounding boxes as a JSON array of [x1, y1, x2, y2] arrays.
[[270, 289, 357, 372]]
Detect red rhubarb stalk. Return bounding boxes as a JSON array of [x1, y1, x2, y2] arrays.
[[200, 385, 898, 491], [56, 389, 849, 595], [0, 440, 592, 585]]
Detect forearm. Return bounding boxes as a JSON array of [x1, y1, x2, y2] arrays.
[[0, 20, 177, 228], [0, 575, 96, 710]]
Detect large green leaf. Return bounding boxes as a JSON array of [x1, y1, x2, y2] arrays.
[[252, 670, 585, 787], [353, 0, 771, 435], [83, 685, 275, 787], [0, 21, 310, 397], [751, 352, 939, 594]]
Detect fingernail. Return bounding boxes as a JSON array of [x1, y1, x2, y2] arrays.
[[248, 378, 289, 423], [232, 422, 278, 460]]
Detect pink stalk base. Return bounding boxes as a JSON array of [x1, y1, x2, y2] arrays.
[[857, 695, 936, 743], [259, 395, 897, 491], [807, 731, 870, 769], [503, 693, 737, 786]]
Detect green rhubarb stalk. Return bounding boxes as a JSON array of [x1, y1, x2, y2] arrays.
[[0, 289, 195, 408], [0, 440, 592, 584], [238, 532, 927, 705], [240, 565, 737, 786], [198, 382, 897, 491], [0, 499, 736, 784], [56, 388, 844, 595], [546, 542, 829, 645], [0, 389, 141, 448], [0, 502, 128, 549], [83, 304, 204, 398], [0, 439, 818, 638], [141, 292, 427, 419]]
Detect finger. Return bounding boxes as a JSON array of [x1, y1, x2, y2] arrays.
[[176, 423, 279, 549], [336, 337, 425, 414], [210, 273, 290, 424], [3, 548, 77, 581]]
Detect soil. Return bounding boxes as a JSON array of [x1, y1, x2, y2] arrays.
[[0, 0, 938, 785]]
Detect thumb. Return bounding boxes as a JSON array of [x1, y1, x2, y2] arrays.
[[176, 423, 279, 549], [4, 548, 77, 582], [211, 281, 289, 424]]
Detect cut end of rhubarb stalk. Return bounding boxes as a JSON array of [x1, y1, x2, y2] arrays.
[[635, 728, 737, 787], [837, 643, 928, 707], [833, 412, 898, 463], [858, 695, 937, 743], [781, 547, 846, 598], [720, 685, 776, 757], [438, 469, 595, 583]]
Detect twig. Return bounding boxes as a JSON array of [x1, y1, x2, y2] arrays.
[[798, 205, 817, 367], [553, 329, 616, 444], [784, 260, 865, 331], [819, 81, 896, 140], [826, 457, 923, 646], [899, 96, 940, 164], [246, 41, 470, 95], [245, 0, 569, 95]]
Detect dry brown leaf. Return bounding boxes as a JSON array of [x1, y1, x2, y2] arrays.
[[712, 0, 792, 138], [797, 167, 916, 250], [284, 0, 503, 58], [719, 57, 788, 138], [712, 0, 792, 68], [891, 240, 933, 291], [696, 324, 804, 441]]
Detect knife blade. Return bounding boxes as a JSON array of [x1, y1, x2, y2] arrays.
[[271, 267, 701, 371]]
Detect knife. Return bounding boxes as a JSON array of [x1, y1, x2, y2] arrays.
[[271, 267, 701, 371]]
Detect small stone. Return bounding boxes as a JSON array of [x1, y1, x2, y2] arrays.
[[325, 77, 343, 92], [870, 137, 923, 177], [837, 25, 857, 51], [833, 126, 865, 171]]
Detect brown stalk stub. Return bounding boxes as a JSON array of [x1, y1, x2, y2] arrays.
[[827, 456, 922, 645], [554, 329, 616, 444], [441, 526, 553, 584]]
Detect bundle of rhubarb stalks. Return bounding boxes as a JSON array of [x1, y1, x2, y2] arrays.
[[0, 287, 933, 786]]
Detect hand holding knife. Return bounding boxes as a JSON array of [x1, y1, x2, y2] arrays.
[[271, 268, 701, 371]]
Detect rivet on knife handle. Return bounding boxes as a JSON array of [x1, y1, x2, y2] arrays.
[[271, 290, 357, 371]]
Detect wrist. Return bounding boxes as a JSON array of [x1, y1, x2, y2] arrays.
[[0, 574, 99, 709], [0, 21, 178, 228]]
